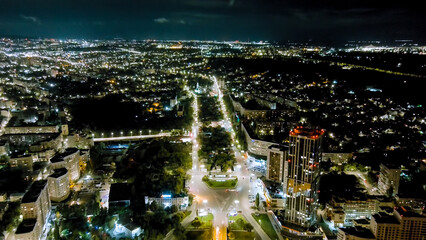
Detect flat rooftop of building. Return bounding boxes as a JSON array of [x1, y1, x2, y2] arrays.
[[379, 206, 394, 214], [372, 212, 400, 224], [6, 116, 59, 127], [21, 180, 47, 203], [396, 206, 426, 218], [339, 226, 375, 239], [50, 148, 79, 163], [48, 168, 68, 178], [268, 144, 288, 151], [353, 218, 370, 225], [109, 183, 131, 202], [15, 219, 37, 234], [10, 151, 32, 159], [290, 126, 325, 139]]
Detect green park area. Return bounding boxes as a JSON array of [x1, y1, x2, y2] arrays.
[[228, 214, 253, 231], [202, 175, 238, 189], [228, 214, 255, 239], [188, 213, 214, 229], [252, 213, 279, 240]]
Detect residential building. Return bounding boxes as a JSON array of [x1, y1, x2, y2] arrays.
[[47, 168, 70, 202], [9, 153, 38, 171], [50, 148, 80, 182], [16, 180, 50, 240], [337, 226, 376, 240], [377, 163, 400, 197], [285, 126, 324, 227], [266, 145, 288, 183], [14, 219, 40, 240], [370, 207, 426, 240]]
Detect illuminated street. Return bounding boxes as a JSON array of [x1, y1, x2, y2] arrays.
[[183, 75, 271, 240]]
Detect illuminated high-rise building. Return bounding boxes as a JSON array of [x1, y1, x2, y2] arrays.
[[285, 126, 324, 227], [266, 145, 288, 183]]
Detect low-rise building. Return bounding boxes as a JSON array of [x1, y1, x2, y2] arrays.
[[4, 124, 59, 135], [144, 195, 189, 210], [242, 123, 274, 158], [322, 152, 353, 164], [9, 153, 38, 171], [328, 195, 380, 224]]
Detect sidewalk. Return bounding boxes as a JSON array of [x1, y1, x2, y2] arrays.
[[267, 212, 284, 240]]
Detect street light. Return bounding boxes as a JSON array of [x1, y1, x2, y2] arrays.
[[149, 130, 151, 135], [139, 130, 142, 135], [130, 131, 133, 136], [111, 132, 114, 137], [120, 131, 123, 136]]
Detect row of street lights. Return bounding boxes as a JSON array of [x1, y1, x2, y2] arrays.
[[97, 129, 162, 138]]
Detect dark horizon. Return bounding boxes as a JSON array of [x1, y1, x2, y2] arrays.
[[0, 0, 425, 43]]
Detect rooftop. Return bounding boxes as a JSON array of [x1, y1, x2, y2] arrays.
[[396, 206, 426, 218], [353, 218, 370, 225], [268, 144, 288, 152], [50, 148, 79, 163], [109, 183, 131, 202], [339, 226, 375, 239], [21, 180, 47, 203], [372, 212, 400, 224], [15, 219, 37, 234], [290, 126, 325, 139], [48, 168, 68, 178]]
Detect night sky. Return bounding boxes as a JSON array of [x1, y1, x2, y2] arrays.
[[0, 0, 424, 42]]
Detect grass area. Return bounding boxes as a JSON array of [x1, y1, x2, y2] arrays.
[[203, 176, 238, 189], [188, 213, 214, 229], [252, 213, 279, 240], [229, 214, 248, 230], [200, 213, 214, 228], [186, 229, 213, 240], [232, 231, 256, 240]]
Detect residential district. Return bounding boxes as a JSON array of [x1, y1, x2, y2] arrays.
[[0, 38, 425, 240]]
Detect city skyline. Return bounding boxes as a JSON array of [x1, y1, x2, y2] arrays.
[[0, 0, 425, 42], [0, 3, 425, 239]]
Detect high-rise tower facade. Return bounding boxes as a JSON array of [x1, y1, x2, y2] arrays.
[[285, 126, 324, 227]]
